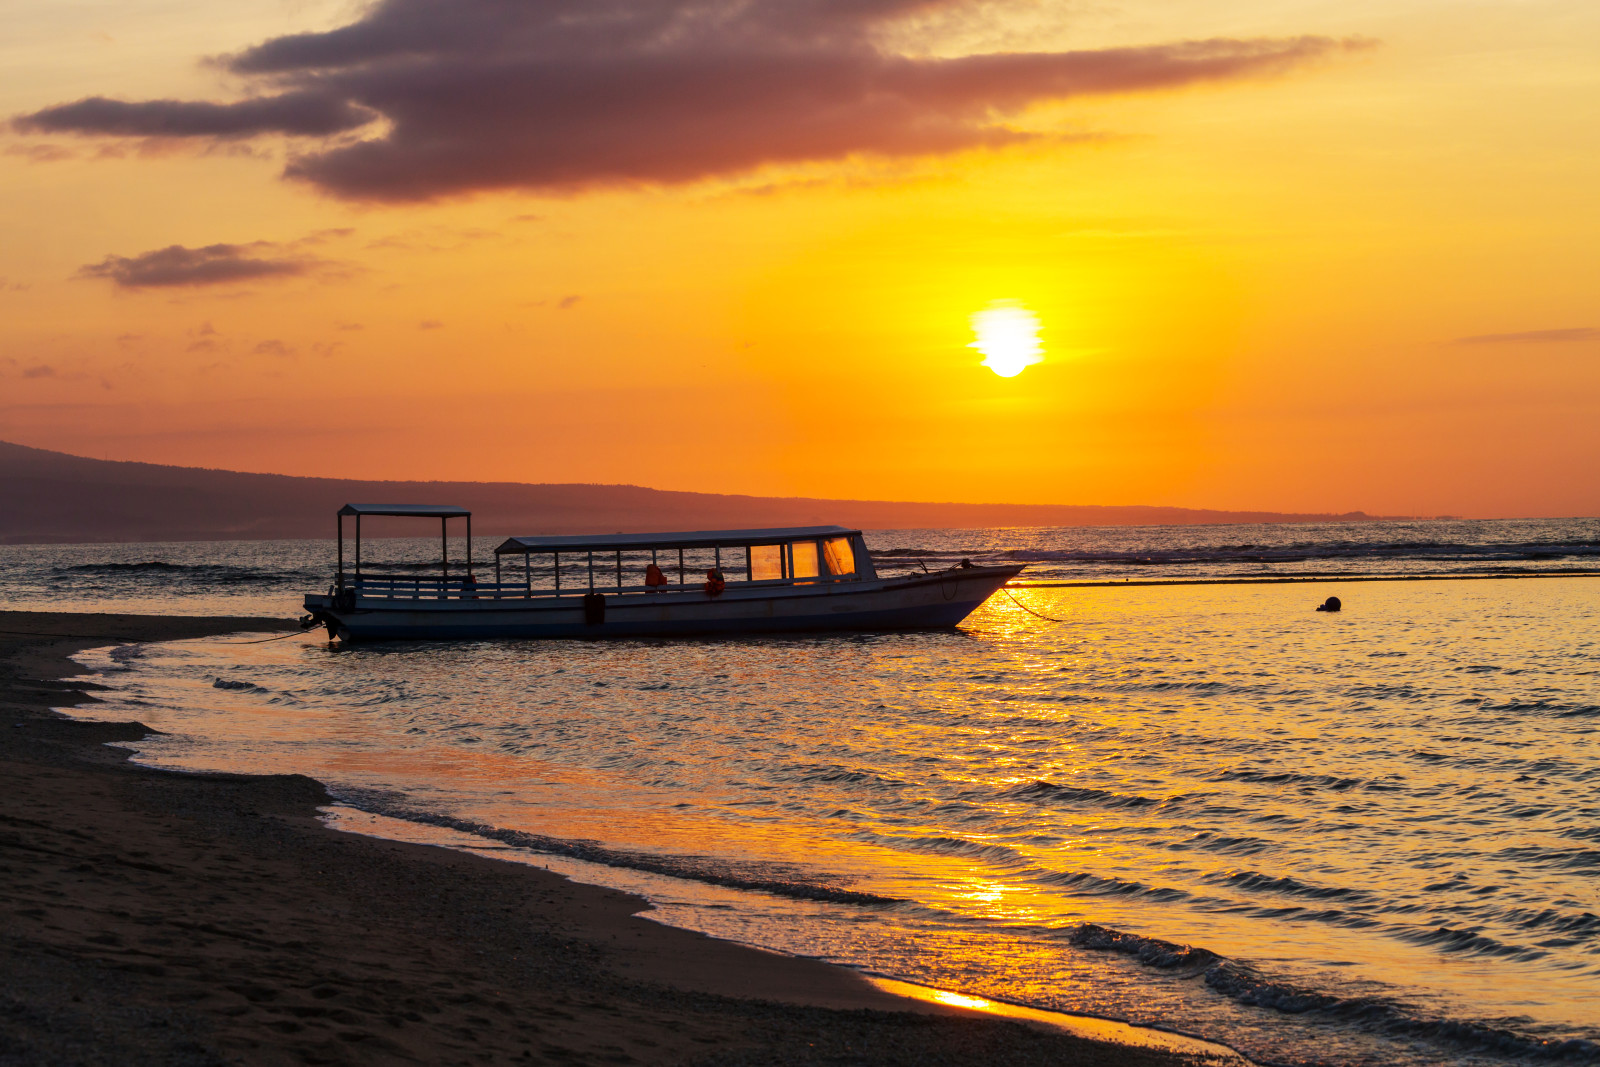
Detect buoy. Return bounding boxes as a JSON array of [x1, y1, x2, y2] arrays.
[[1316, 596, 1342, 612]]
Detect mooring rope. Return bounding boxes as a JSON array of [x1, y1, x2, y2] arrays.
[[0, 626, 308, 644], [216, 629, 314, 644], [1003, 586, 1068, 623]]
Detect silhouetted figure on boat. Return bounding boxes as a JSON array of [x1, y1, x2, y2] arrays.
[[704, 568, 726, 598], [644, 563, 667, 591], [1316, 596, 1342, 612]]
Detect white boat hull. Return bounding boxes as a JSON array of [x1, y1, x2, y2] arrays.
[[303, 566, 1022, 642]]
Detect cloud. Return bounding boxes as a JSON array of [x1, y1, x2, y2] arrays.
[[557, 294, 582, 310], [252, 339, 294, 356], [22, 365, 56, 379], [1455, 327, 1597, 345], [11, 0, 1372, 202], [5, 142, 76, 162], [78, 243, 310, 288], [418, 320, 443, 329]]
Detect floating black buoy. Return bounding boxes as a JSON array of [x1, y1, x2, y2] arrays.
[[1316, 595, 1342, 613]]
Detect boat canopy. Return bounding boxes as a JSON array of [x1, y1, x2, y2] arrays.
[[334, 503, 474, 591], [339, 503, 470, 518], [495, 525, 858, 555]]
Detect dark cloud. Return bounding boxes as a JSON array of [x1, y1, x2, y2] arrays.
[[78, 243, 309, 288], [419, 320, 443, 329], [22, 365, 56, 379], [12, 0, 1369, 202], [1455, 327, 1597, 345], [252, 339, 294, 356], [557, 294, 582, 310], [14, 92, 373, 139]]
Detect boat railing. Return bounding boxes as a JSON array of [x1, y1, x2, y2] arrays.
[[349, 572, 860, 601]]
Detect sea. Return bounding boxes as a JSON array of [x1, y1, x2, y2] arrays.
[[3, 517, 1597, 1067]]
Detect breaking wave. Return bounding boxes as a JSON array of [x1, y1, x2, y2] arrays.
[[1072, 924, 1600, 1062]]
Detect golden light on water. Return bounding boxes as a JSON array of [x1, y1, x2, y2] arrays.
[[968, 300, 1044, 378]]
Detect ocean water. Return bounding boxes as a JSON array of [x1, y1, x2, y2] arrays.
[[5, 520, 1598, 1066]]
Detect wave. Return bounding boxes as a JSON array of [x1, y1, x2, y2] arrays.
[[1005, 780, 1169, 810], [54, 561, 312, 585], [981, 540, 1600, 565], [1210, 869, 1369, 901], [1071, 923, 1600, 1062], [212, 677, 267, 692], [1211, 769, 1365, 791], [334, 790, 899, 906]]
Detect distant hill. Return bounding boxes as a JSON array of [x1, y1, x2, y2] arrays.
[[0, 440, 1403, 544]]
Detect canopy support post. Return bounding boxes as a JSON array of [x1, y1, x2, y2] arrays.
[[355, 514, 362, 582], [441, 517, 448, 595], [467, 513, 473, 578], [678, 548, 684, 586], [525, 552, 531, 597], [337, 513, 344, 591]]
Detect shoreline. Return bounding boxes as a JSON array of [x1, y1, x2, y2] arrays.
[[0, 609, 1239, 1065], [1010, 569, 1600, 588]]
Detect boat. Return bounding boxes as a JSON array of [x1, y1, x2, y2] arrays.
[[301, 504, 1023, 642]]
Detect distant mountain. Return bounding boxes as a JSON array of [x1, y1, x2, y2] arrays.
[[0, 440, 1403, 544]]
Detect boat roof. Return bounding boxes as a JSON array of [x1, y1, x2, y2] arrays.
[[495, 525, 858, 555], [338, 503, 471, 518]]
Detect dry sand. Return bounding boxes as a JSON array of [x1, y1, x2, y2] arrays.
[[0, 610, 1239, 1066]]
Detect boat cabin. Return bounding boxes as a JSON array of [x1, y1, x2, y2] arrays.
[[492, 526, 876, 597]]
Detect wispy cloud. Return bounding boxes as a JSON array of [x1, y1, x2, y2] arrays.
[[77, 242, 310, 288], [12, 0, 1373, 202], [1455, 327, 1597, 345], [16, 92, 373, 139]]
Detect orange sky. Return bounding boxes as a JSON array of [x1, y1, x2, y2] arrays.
[[1, 0, 1596, 517]]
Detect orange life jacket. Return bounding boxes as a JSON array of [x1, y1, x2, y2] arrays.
[[703, 568, 725, 597], [645, 563, 667, 587]]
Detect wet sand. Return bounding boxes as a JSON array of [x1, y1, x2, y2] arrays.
[[0, 610, 1238, 1066]]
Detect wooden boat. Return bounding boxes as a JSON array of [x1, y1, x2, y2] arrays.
[[301, 504, 1023, 642]]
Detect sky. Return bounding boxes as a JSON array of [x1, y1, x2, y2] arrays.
[[1, 0, 1596, 518]]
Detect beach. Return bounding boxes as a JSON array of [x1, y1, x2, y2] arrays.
[[0, 609, 1226, 1066]]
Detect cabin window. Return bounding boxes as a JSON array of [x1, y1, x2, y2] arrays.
[[751, 544, 784, 581], [790, 541, 820, 580], [823, 537, 855, 576]]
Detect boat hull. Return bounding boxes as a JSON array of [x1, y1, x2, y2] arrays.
[[303, 566, 1022, 642]]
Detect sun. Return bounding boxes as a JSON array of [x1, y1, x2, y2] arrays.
[[968, 300, 1043, 378]]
